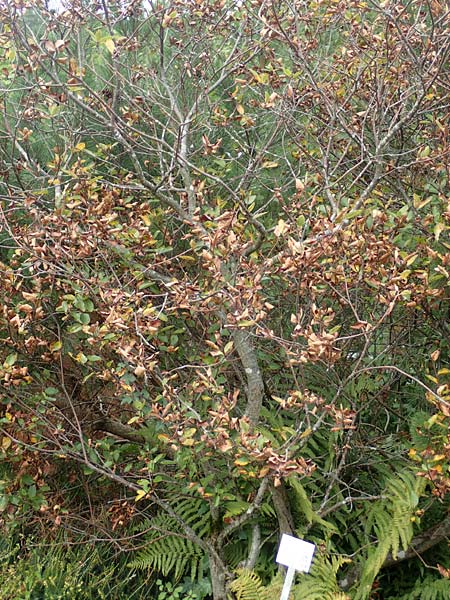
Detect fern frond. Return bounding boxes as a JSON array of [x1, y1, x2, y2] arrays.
[[224, 500, 250, 520], [172, 497, 211, 538], [289, 476, 337, 533], [223, 540, 249, 570], [260, 501, 276, 518], [354, 471, 426, 600], [229, 568, 270, 600], [128, 497, 210, 581], [293, 553, 351, 600], [129, 520, 203, 581], [388, 576, 450, 600]]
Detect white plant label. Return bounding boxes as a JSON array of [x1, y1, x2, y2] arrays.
[[276, 534, 316, 572], [276, 534, 316, 600]]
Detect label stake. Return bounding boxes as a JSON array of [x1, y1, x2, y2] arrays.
[[280, 565, 296, 600], [275, 534, 316, 600]]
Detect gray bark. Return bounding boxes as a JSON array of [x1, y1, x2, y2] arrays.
[[209, 551, 229, 600], [271, 482, 295, 536], [232, 328, 264, 425]]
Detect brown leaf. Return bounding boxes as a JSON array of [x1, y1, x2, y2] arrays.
[[44, 40, 56, 53], [295, 178, 305, 193], [438, 564, 450, 578]]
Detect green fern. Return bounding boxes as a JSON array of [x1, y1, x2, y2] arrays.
[[223, 500, 251, 520], [354, 471, 426, 600], [387, 575, 450, 600], [129, 498, 210, 581], [289, 476, 337, 533], [293, 553, 351, 600], [228, 568, 271, 600], [222, 534, 254, 571]]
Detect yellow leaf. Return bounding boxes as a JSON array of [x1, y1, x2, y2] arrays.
[[210, 349, 223, 357], [413, 195, 431, 210], [135, 489, 147, 502], [74, 142, 85, 151], [236, 104, 245, 115], [104, 38, 115, 54], [178, 255, 196, 262], [434, 222, 445, 242], [181, 438, 195, 446], [274, 218, 288, 237], [432, 454, 446, 462], [224, 341, 234, 354], [406, 253, 418, 266], [262, 161, 279, 169], [75, 352, 87, 365], [427, 414, 441, 427], [249, 69, 269, 85], [162, 10, 178, 27], [237, 320, 254, 327], [2, 437, 11, 450], [271, 395, 285, 404]]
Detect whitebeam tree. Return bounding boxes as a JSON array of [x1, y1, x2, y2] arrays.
[[0, 1, 449, 599]]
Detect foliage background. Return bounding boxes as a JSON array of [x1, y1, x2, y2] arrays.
[[0, 0, 449, 598]]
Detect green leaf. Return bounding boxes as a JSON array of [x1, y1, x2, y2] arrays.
[[44, 387, 59, 396], [87, 355, 102, 362], [4, 353, 17, 367]]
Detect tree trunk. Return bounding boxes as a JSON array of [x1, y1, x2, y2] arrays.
[[232, 328, 264, 425], [209, 551, 229, 600], [272, 482, 295, 536]]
